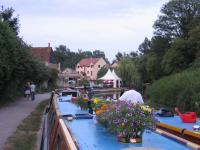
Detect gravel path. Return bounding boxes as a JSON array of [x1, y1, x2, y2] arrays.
[[0, 93, 50, 149]]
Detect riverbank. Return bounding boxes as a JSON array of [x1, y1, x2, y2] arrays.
[[0, 93, 50, 149]]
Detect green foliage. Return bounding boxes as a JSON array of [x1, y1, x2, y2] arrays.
[[76, 97, 88, 110], [0, 7, 58, 101], [97, 66, 108, 78], [146, 68, 200, 115], [0, 6, 19, 34], [54, 45, 109, 70], [153, 0, 200, 39], [161, 39, 197, 74], [138, 37, 151, 54], [118, 58, 141, 89]]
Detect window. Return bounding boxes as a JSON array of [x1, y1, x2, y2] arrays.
[[78, 71, 79, 74], [87, 71, 89, 74], [91, 65, 93, 68], [98, 65, 100, 68], [91, 71, 92, 76], [77, 65, 79, 68]]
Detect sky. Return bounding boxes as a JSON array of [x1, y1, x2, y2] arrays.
[[1, 0, 169, 62]]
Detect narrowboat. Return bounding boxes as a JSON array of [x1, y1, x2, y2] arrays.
[[40, 91, 200, 150]]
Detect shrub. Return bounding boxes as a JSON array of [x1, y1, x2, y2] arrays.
[[146, 68, 200, 115]]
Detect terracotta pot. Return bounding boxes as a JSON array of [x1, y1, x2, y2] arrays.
[[118, 133, 142, 143], [129, 137, 142, 143], [118, 136, 130, 143]]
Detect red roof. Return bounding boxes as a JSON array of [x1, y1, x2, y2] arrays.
[[30, 47, 52, 62], [78, 58, 100, 66]]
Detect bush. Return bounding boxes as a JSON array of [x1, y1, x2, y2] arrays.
[[146, 68, 200, 115]]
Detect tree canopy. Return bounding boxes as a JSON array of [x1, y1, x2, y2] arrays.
[[54, 46, 109, 70], [153, 0, 200, 39], [0, 7, 58, 100]]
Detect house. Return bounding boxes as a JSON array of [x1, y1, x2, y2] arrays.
[[111, 61, 119, 68], [30, 43, 58, 70], [76, 57, 107, 80], [58, 68, 82, 87]]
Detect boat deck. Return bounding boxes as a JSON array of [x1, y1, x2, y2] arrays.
[[55, 99, 197, 150]]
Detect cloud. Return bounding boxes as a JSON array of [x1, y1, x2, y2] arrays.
[[2, 0, 169, 61]]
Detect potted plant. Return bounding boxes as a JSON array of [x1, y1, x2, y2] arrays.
[[96, 100, 157, 143]]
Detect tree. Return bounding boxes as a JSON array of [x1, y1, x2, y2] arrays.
[[115, 52, 123, 61], [129, 51, 138, 59], [153, 0, 200, 39], [162, 38, 197, 74], [54, 45, 70, 70], [0, 7, 58, 100], [118, 58, 141, 88], [138, 37, 151, 54], [97, 66, 108, 79], [93, 50, 105, 58], [0, 6, 19, 35], [82, 51, 93, 57]]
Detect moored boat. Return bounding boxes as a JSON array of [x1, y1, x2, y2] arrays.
[[40, 91, 200, 150]]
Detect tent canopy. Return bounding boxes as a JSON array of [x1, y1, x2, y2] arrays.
[[99, 69, 121, 80], [111, 70, 121, 80], [99, 69, 115, 80]]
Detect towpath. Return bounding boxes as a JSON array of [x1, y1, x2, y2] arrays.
[[0, 93, 50, 149]]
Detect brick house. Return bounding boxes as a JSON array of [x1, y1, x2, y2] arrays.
[[30, 43, 58, 70], [76, 57, 107, 80]]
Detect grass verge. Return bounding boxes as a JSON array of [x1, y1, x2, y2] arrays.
[[4, 99, 49, 150]]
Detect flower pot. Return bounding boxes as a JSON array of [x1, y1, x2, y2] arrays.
[[130, 137, 142, 143], [118, 136, 130, 143]]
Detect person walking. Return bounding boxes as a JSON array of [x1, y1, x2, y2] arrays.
[[87, 87, 94, 114], [119, 85, 144, 104], [24, 82, 31, 100], [30, 82, 36, 101]]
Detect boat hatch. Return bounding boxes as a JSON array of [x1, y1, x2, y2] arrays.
[[62, 113, 93, 120], [62, 91, 78, 97]]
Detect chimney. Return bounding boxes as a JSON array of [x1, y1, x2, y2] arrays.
[[48, 42, 50, 47]]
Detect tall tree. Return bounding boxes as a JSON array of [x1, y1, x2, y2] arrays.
[[97, 66, 108, 79], [93, 50, 105, 58], [118, 58, 141, 88], [0, 6, 19, 35], [115, 52, 123, 61], [54, 45, 70, 70], [153, 0, 200, 39], [138, 37, 151, 54]]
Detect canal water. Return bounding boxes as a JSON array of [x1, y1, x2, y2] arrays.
[[94, 92, 121, 100]]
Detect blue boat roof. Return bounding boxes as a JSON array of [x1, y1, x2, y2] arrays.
[[157, 116, 198, 131], [56, 100, 194, 150], [57, 98, 88, 115], [65, 119, 190, 150]]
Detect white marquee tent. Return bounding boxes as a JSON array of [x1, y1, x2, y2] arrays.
[[99, 69, 121, 88]]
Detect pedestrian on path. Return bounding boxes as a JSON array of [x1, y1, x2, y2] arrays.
[[30, 82, 36, 101], [24, 82, 31, 100]]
